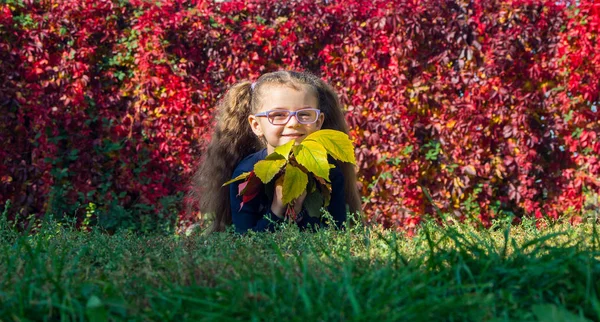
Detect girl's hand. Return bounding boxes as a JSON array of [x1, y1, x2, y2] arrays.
[[271, 183, 307, 219], [292, 189, 307, 214]]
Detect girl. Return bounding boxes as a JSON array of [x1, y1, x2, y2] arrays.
[[190, 71, 362, 234]]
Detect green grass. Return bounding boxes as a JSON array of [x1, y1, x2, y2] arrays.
[[1, 214, 599, 321]]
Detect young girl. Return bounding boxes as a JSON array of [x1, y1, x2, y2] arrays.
[[190, 71, 362, 234]]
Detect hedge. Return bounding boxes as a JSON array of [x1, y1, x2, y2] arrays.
[[0, 0, 598, 232]]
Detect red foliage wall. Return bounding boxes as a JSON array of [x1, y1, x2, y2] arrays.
[[0, 0, 598, 231]]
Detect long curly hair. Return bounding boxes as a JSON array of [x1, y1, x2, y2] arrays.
[[189, 71, 362, 233]]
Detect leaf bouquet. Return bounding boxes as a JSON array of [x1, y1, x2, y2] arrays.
[[223, 129, 356, 220]]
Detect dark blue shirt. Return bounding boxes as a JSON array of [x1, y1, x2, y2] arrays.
[[230, 148, 347, 234]]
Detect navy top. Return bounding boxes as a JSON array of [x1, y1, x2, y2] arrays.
[[230, 148, 347, 234]]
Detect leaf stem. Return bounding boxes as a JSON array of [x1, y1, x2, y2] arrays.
[[285, 201, 297, 221]]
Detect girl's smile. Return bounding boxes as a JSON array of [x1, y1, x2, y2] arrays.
[[281, 133, 304, 138]]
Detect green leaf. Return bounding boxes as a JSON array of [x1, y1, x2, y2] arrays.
[[222, 172, 251, 187], [274, 140, 295, 159], [303, 129, 356, 164], [314, 176, 332, 207], [86, 295, 108, 322], [532, 304, 591, 322], [265, 152, 286, 161], [295, 141, 330, 182], [86, 295, 103, 309], [254, 158, 287, 184], [564, 110, 574, 122], [282, 165, 308, 205], [303, 189, 324, 218]]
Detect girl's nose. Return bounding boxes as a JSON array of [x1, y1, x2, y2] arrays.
[[286, 114, 301, 127]]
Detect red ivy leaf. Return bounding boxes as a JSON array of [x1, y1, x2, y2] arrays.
[[238, 171, 262, 210]]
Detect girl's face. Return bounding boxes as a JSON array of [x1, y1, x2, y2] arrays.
[[248, 84, 325, 154]]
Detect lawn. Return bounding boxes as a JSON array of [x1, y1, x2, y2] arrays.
[[1, 213, 599, 321]]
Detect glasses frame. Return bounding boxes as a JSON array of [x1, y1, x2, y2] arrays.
[[254, 108, 321, 125]]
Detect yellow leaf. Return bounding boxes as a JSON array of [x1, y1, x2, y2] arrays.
[[222, 171, 251, 186], [453, 177, 465, 189], [447, 119, 456, 129], [274, 140, 295, 159], [295, 141, 330, 182], [303, 129, 356, 164], [495, 168, 504, 179], [282, 165, 308, 205], [254, 158, 287, 183]]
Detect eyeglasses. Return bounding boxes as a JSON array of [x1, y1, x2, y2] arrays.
[[254, 108, 321, 125]]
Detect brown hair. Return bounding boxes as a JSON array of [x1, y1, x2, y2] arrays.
[[189, 71, 362, 233]]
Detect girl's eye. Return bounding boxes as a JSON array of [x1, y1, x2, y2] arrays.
[[297, 110, 316, 120], [270, 111, 288, 118]]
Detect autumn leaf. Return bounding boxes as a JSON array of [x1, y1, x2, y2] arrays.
[[254, 157, 286, 183], [222, 171, 252, 186], [238, 172, 262, 210], [303, 129, 356, 164], [281, 164, 308, 205], [273, 140, 295, 160], [294, 140, 330, 182]]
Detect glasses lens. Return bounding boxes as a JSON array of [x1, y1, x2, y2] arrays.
[[296, 110, 318, 123], [268, 110, 291, 125]]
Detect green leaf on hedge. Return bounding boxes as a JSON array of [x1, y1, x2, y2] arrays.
[[274, 140, 295, 159], [254, 158, 287, 184], [282, 165, 308, 205], [222, 172, 251, 186], [295, 141, 330, 182], [303, 129, 356, 164]]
